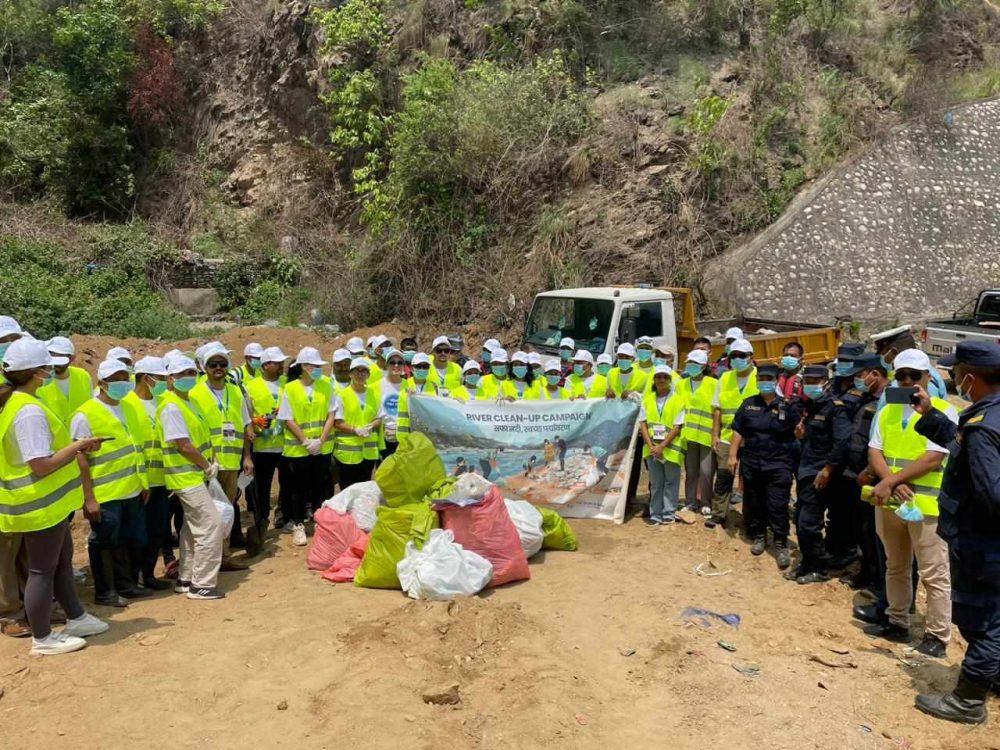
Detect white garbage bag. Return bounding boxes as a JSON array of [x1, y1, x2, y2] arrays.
[[444, 473, 492, 507], [503, 499, 544, 558], [396, 529, 493, 601], [208, 478, 235, 538], [321, 480, 384, 532]]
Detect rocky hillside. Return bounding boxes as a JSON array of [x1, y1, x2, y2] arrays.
[[2, 0, 1000, 340]]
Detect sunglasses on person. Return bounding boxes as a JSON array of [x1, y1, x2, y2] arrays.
[[206, 360, 228, 369], [387, 359, 405, 367], [433, 347, 450, 354]]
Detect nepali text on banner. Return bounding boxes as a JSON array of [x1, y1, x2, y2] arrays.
[[407, 395, 640, 523]]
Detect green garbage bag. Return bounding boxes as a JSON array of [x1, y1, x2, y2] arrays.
[[374, 432, 446, 507], [423, 477, 458, 503], [537, 507, 578, 551], [355, 504, 439, 589]]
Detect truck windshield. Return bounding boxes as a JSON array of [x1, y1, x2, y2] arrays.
[[524, 297, 614, 353], [976, 292, 1000, 323]]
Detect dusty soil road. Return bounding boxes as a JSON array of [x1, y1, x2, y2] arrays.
[[1, 511, 995, 750]]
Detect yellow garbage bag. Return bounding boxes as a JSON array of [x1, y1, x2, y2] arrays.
[[374, 432, 446, 507], [537, 507, 578, 551], [354, 503, 440, 589]]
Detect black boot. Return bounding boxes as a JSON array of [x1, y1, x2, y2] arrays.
[[113, 548, 152, 599], [91, 547, 128, 608], [915, 673, 988, 725]]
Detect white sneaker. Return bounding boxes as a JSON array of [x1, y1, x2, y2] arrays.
[[62, 612, 109, 638], [700, 506, 712, 516], [281, 521, 295, 534], [292, 523, 307, 547], [31, 632, 87, 655]]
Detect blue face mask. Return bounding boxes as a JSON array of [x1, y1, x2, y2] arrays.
[[532, 366, 544, 377], [173, 376, 197, 393], [403, 350, 415, 364], [106, 381, 134, 401], [0, 343, 11, 360], [560, 349, 572, 362], [803, 384, 824, 399], [465, 374, 481, 389], [492, 365, 507, 378], [780, 355, 799, 371], [956, 374, 972, 402], [248, 358, 261, 371], [151, 380, 168, 397], [573, 364, 585, 376], [757, 381, 777, 395], [879, 354, 892, 371], [684, 363, 702, 378], [414, 368, 429, 381], [653, 357, 667, 368], [597, 364, 611, 376], [546, 373, 561, 386], [730, 357, 749, 372], [895, 500, 925, 523], [310, 366, 325, 381], [835, 361, 854, 377], [482, 350, 492, 363], [853, 376, 869, 393], [512, 365, 528, 379], [617, 358, 633, 372], [636, 350, 653, 363]]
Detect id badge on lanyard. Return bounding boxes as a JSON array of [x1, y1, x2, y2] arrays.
[[652, 424, 667, 442], [222, 421, 237, 441]]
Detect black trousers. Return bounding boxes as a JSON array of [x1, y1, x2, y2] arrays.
[[826, 474, 859, 563], [339, 459, 376, 491], [856, 498, 885, 593], [796, 478, 831, 573], [954, 594, 1000, 688], [741, 464, 791, 544], [286, 455, 332, 524], [141, 486, 170, 577], [381, 441, 398, 460], [251, 452, 288, 527]]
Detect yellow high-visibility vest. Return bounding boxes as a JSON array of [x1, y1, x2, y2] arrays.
[[72, 398, 148, 503], [335, 387, 380, 464], [282, 379, 334, 458], [681, 376, 718, 447], [37, 366, 93, 425], [245, 378, 284, 453], [156, 391, 213, 492], [122, 391, 164, 487], [568, 373, 608, 398], [876, 397, 951, 517], [717, 368, 758, 443], [427, 361, 463, 391], [642, 390, 686, 465], [190, 381, 247, 470], [608, 367, 648, 397]]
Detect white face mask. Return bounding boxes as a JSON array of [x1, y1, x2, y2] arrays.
[[956, 373, 973, 402]]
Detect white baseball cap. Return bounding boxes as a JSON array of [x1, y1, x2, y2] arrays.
[[893, 348, 930, 372], [373, 334, 390, 349], [261, 347, 288, 365], [107, 346, 132, 362], [163, 349, 182, 361], [244, 342, 264, 358], [483, 338, 500, 352], [559, 337, 575, 349], [346, 337, 365, 355], [655, 343, 676, 356], [491, 348, 509, 364], [686, 350, 709, 365], [653, 365, 672, 377], [2, 338, 67, 371], [729, 339, 754, 355], [97, 359, 130, 381], [545, 359, 562, 372], [349, 357, 370, 371], [636, 336, 654, 348], [366, 336, 376, 347], [462, 360, 481, 374], [432, 335, 451, 350], [527, 352, 542, 366], [292, 347, 327, 366], [166, 355, 197, 376], [383, 348, 403, 361], [596, 353, 613, 366], [134, 356, 167, 376], [0, 316, 24, 339], [201, 342, 232, 365], [616, 343, 635, 357], [725, 327, 744, 341], [47, 336, 75, 356], [411, 352, 431, 366], [332, 348, 352, 364], [573, 350, 594, 365], [511, 350, 529, 363]]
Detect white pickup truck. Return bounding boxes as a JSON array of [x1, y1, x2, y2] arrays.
[[921, 289, 1000, 365]]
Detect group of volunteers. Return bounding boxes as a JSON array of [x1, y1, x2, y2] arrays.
[[1, 314, 998, 727]]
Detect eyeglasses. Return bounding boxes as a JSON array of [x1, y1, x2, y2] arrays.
[[206, 360, 228, 369], [388, 360, 405, 367], [414, 365, 430, 371], [895, 370, 922, 383], [433, 348, 450, 354]]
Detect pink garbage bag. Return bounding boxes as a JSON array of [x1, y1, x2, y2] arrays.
[[322, 536, 370, 583], [308, 507, 367, 571]]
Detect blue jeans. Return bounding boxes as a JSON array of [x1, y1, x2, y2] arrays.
[[88, 496, 144, 550], [647, 458, 681, 519]]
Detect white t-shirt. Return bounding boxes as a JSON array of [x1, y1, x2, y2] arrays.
[[56, 377, 71, 396], [138, 396, 158, 422], [434, 366, 448, 383], [868, 404, 958, 454], [4, 404, 54, 465], [379, 380, 403, 441], [712, 375, 752, 408], [160, 403, 192, 443], [71, 401, 139, 499], [639, 396, 686, 426], [514, 380, 528, 397]]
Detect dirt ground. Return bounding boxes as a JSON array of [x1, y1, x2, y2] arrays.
[[0, 505, 996, 750]]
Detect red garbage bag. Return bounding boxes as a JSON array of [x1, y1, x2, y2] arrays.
[[433, 485, 529, 587], [308, 507, 367, 571], [322, 536, 370, 583]]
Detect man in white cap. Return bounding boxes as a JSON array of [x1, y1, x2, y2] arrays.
[[368, 334, 391, 383], [331, 348, 353, 391], [480, 338, 501, 376], [707, 338, 758, 528], [241, 343, 264, 383], [37, 337, 94, 425], [156, 355, 225, 599], [865, 348, 957, 657], [478, 348, 516, 400], [606, 343, 647, 399], [189, 343, 252, 568], [345, 336, 366, 359], [71, 359, 152, 606], [568, 350, 604, 399], [870, 324, 949, 401], [713, 326, 745, 376], [245, 347, 289, 536], [559, 337, 576, 375], [429, 335, 462, 391]]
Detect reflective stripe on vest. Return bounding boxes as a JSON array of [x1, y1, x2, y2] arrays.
[[397, 382, 438, 441], [877, 397, 950, 517], [642, 390, 686, 465], [335, 387, 380, 464], [156, 392, 212, 491], [122, 392, 165, 487], [0, 392, 84, 533], [190, 382, 246, 471], [282, 379, 334, 458], [718, 368, 758, 443], [682, 376, 718, 447], [73, 399, 147, 503]]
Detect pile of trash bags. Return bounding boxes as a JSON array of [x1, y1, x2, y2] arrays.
[[306, 433, 578, 599]]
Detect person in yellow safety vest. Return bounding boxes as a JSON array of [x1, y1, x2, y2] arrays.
[[157, 354, 225, 600], [707, 338, 758, 529], [557, 336, 576, 376], [639, 365, 687, 525], [606, 343, 649, 400], [428, 335, 463, 392], [451, 360, 486, 402], [0, 338, 109, 655], [478, 348, 511, 399], [324, 358, 382, 490], [539, 359, 571, 400], [71, 359, 151, 607], [510, 351, 541, 400], [189, 342, 253, 570], [124, 356, 172, 592], [528, 352, 544, 381], [278, 347, 335, 547], [374, 348, 406, 457], [330, 348, 353, 393], [367, 334, 391, 384], [245, 346, 288, 538], [680, 349, 718, 515], [567, 350, 603, 399], [241, 342, 264, 383], [36, 336, 93, 425], [865, 348, 956, 654], [633, 336, 658, 391], [397, 352, 439, 441], [105, 345, 135, 388]]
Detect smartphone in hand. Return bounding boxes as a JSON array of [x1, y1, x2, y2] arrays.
[[884, 386, 917, 405]]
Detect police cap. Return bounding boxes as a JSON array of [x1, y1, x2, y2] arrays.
[[757, 364, 780, 378], [837, 343, 866, 360], [853, 353, 883, 371], [803, 364, 829, 378], [939, 341, 1000, 369]]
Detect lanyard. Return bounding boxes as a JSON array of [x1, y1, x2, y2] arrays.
[[655, 395, 669, 422], [209, 384, 229, 414]]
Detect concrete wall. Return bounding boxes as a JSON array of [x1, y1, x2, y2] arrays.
[[706, 98, 1000, 326]]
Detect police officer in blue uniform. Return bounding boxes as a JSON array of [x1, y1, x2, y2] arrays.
[[913, 342, 1000, 725], [787, 364, 856, 584], [728, 364, 801, 570], [832, 343, 866, 397]]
